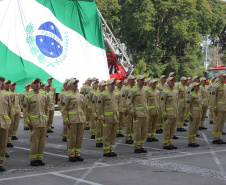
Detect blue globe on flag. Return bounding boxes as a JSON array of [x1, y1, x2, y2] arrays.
[[36, 21, 63, 58]]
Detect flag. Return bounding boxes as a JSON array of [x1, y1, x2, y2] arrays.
[[0, 0, 109, 93]]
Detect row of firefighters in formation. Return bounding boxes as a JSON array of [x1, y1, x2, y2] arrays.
[[0, 71, 225, 171]]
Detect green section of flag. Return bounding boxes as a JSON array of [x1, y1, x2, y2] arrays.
[[36, 0, 105, 49], [0, 41, 62, 93]]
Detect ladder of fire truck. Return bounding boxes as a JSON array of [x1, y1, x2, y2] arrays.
[[98, 10, 134, 76]]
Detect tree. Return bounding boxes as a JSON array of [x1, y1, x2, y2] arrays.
[[133, 58, 150, 78]]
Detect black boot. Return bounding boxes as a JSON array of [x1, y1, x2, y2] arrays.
[[146, 138, 152, 142], [0, 166, 5, 171], [69, 157, 76, 162], [134, 149, 142, 153], [90, 135, 95, 139], [37, 160, 45, 165], [5, 153, 9, 158], [103, 152, 113, 157], [96, 143, 102, 147], [75, 156, 84, 161], [30, 161, 39, 166], [7, 143, 14, 148]]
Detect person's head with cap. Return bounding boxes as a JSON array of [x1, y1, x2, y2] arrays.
[[92, 79, 99, 90], [106, 78, 115, 92], [86, 77, 92, 86], [30, 78, 41, 92], [136, 75, 145, 87], [63, 79, 70, 91], [160, 75, 167, 84], [44, 84, 51, 91], [116, 80, 123, 89], [181, 77, 187, 85], [127, 75, 136, 86], [68, 78, 79, 91], [4, 80, 11, 91], [98, 80, 106, 92], [92, 77, 98, 82], [9, 82, 17, 92], [0, 77, 5, 83], [167, 77, 175, 88], [169, 72, 177, 78], [25, 84, 30, 91], [200, 77, 207, 86], [192, 76, 200, 83], [191, 82, 200, 92], [218, 71, 226, 83], [47, 77, 53, 85], [123, 79, 128, 86], [150, 79, 158, 89], [144, 78, 148, 86]]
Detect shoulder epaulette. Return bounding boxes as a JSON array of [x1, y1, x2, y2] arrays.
[[27, 91, 35, 99], [215, 82, 221, 88], [103, 90, 110, 96], [132, 86, 139, 92], [191, 92, 196, 97], [164, 88, 170, 93]]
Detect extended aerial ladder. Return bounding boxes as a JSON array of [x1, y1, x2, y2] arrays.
[[98, 10, 134, 80]]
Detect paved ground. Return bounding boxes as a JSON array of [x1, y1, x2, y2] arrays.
[[1, 110, 226, 185]]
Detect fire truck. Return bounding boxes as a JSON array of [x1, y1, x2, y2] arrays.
[[99, 10, 134, 80], [205, 65, 226, 85]]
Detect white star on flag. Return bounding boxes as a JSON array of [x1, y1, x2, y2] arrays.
[[40, 38, 43, 42], [58, 45, 60, 48], [50, 52, 53, 55], [51, 42, 54, 45], [50, 25, 54, 30]]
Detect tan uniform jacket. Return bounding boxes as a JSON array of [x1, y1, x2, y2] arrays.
[[121, 85, 133, 113], [126, 86, 148, 117], [62, 90, 86, 124], [200, 85, 209, 107], [114, 88, 123, 112], [211, 82, 226, 111], [96, 90, 119, 123], [23, 91, 49, 128], [0, 90, 12, 129], [187, 91, 202, 117], [147, 88, 160, 115], [160, 88, 178, 118], [48, 91, 55, 111], [176, 83, 187, 108]]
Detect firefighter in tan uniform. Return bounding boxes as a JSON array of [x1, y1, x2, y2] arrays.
[[156, 75, 167, 134], [208, 77, 217, 124], [94, 80, 106, 147], [146, 79, 160, 142], [199, 77, 208, 130], [211, 71, 226, 144], [126, 75, 148, 153], [114, 80, 124, 137], [58, 79, 70, 141], [23, 78, 49, 166], [187, 82, 202, 147], [62, 78, 85, 162], [122, 75, 136, 144], [3, 80, 14, 148], [20, 84, 31, 130], [87, 79, 99, 139], [96, 79, 119, 157], [161, 77, 178, 150], [0, 77, 12, 171], [10, 82, 21, 140], [176, 77, 187, 132], [47, 77, 56, 98]]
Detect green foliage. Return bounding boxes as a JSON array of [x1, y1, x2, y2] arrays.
[[133, 58, 150, 78], [96, 0, 224, 79], [221, 50, 226, 64]]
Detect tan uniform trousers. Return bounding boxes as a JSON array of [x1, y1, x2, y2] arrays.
[[147, 114, 158, 138], [12, 113, 20, 136], [0, 128, 8, 167], [156, 111, 163, 130], [68, 123, 84, 157], [95, 120, 103, 144], [209, 108, 214, 122], [103, 122, 117, 154], [177, 107, 186, 128], [188, 117, 201, 144], [85, 109, 91, 128], [117, 112, 124, 134], [213, 111, 226, 141], [163, 117, 177, 146], [62, 123, 68, 139], [124, 113, 133, 141], [30, 127, 47, 161], [133, 117, 148, 149], [7, 114, 15, 144], [90, 114, 96, 136], [47, 110, 54, 130], [200, 106, 208, 127]]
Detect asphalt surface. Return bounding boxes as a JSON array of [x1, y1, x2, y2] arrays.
[[1, 110, 226, 185]]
